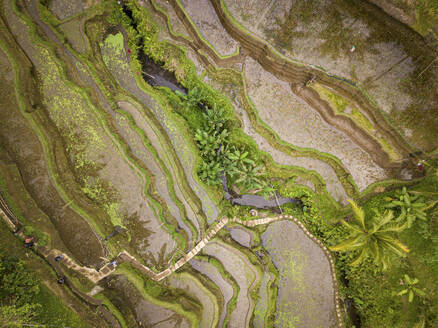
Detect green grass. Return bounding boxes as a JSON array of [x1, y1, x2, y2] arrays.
[[33, 284, 88, 327], [414, 0, 438, 35], [0, 222, 88, 328], [117, 264, 200, 327], [312, 83, 401, 161]]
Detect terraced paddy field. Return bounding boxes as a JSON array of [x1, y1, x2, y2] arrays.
[[1, 0, 438, 327]]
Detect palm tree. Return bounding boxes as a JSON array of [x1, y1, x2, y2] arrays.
[[330, 200, 410, 270], [396, 274, 425, 303]]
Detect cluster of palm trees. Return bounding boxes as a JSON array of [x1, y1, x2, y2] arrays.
[[331, 187, 436, 271], [178, 88, 272, 196]]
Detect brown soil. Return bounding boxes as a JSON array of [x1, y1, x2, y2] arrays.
[[0, 12, 105, 266]]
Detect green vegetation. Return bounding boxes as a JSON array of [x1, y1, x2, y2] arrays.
[[385, 187, 429, 228], [313, 83, 400, 161], [112, 1, 273, 197], [178, 88, 267, 192], [414, 0, 438, 35], [330, 199, 409, 270], [2, 0, 437, 327], [395, 274, 426, 303], [0, 243, 86, 328]]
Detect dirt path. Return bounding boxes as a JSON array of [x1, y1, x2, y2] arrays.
[[1, 193, 344, 327]]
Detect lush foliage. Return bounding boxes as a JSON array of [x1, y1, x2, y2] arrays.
[[0, 255, 40, 327], [176, 88, 271, 195], [385, 187, 428, 228], [105, 2, 438, 327], [330, 200, 409, 270], [0, 251, 84, 328], [395, 274, 426, 303]]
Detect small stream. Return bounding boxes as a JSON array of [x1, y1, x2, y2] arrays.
[[118, 3, 303, 211], [220, 174, 302, 209]]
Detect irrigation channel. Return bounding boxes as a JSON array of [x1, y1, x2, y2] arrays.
[[0, 187, 344, 327], [5, 1, 354, 326], [121, 3, 304, 212]]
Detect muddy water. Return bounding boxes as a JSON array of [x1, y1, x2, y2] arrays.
[[261, 220, 336, 328], [1, 3, 105, 266], [221, 174, 302, 209], [168, 272, 219, 328], [202, 241, 261, 328], [227, 226, 253, 248], [102, 275, 191, 327], [138, 48, 186, 94], [190, 258, 234, 328]]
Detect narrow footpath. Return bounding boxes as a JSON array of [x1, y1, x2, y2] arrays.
[[0, 194, 344, 327]]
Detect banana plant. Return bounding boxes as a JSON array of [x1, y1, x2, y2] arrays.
[[176, 87, 203, 110], [203, 103, 226, 132], [198, 161, 221, 185], [261, 183, 276, 200], [385, 187, 428, 228], [396, 274, 426, 303], [227, 147, 255, 171], [234, 164, 264, 191]]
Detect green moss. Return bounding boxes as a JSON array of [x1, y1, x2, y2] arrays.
[[313, 83, 349, 113], [117, 265, 200, 327], [313, 83, 401, 161], [413, 0, 438, 35], [0, 222, 89, 328], [93, 293, 129, 328]]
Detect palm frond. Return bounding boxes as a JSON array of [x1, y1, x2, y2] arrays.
[[347, 199, 366, 230]]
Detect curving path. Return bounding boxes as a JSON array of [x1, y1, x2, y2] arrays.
[[0, 192, 344, 327]]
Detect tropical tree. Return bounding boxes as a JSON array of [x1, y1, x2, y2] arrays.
[[330, 200, 409, 270], [194, 128, 228, 160], [198, 161, 221, 185], [176, 87, 203, 110], [227, 147, 255, 170], [385, 187, 428, 228], [202, 103, 226, 132], [396, 274, 426, 303], [233, 164, 264, 191]]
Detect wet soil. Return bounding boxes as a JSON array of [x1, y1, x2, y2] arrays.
[[261, 220, 337, 328], [168, 272, 219, 328], [189, 258, 234, 328], [0, 14, 105, 266], [179, 0, 238, 56], [202, 241, 261, 328], [219, 0, 438, 151], [102, 274, 190, 328]]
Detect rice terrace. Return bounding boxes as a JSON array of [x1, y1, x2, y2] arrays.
[[0, 0, 438, 327]]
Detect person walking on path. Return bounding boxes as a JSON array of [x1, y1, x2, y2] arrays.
[[24, 237, 34, 248]]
